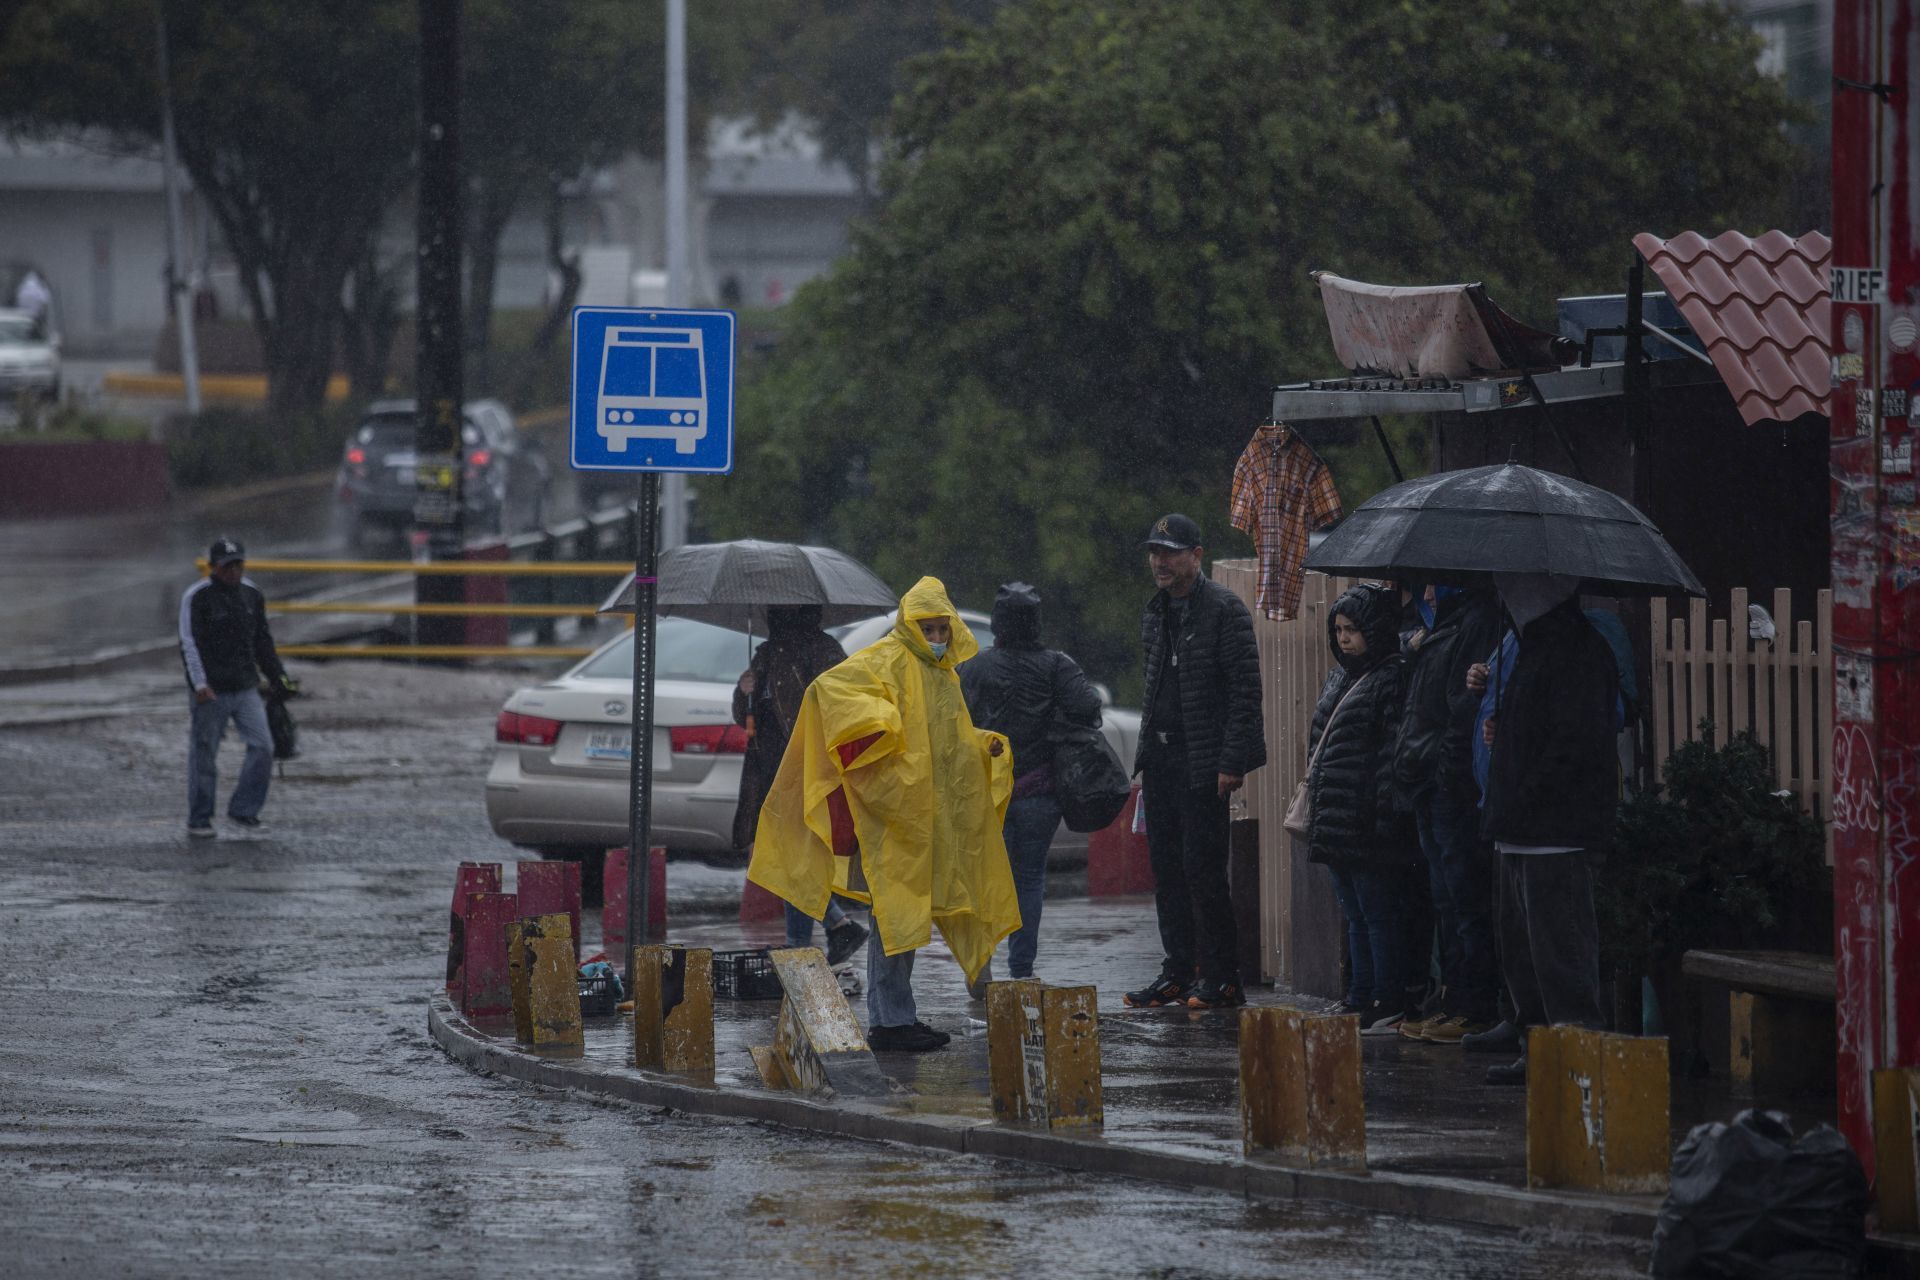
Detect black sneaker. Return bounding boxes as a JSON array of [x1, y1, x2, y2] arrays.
[[1123, 973, 1192, 1008], [1461, 1019, 1523, 1055], [824, 917, 868, 966], [1485, 1054, 1528, 1086], [1185, 978, 1246, 1010], [867, 1022, 948, 1053]]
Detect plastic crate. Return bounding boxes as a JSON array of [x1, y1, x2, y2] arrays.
[[578, 966, 624, 1017], [712, 948, 783, 1001]]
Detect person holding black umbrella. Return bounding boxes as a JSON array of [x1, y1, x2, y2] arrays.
[[1476, 573, 1618, 1085], [732, 605, 868, 965]]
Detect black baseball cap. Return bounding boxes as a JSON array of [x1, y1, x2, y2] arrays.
[[1141, 513, 1203, 550], [208, 537, 246, 567]]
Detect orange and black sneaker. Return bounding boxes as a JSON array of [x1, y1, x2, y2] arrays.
[[1122, 973, 1192, 1008], [1185, 978, 1247, 1010]]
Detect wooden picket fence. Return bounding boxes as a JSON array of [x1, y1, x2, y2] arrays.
[[1650, 587, 1833, 859], [1214, 560, 1353, 987]]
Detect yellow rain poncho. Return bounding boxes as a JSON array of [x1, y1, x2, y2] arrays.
[[746, 576, 1018, 981]]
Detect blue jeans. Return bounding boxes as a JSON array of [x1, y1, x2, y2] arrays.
[[784, 897, 849, 949], [1325, 864, 1413, 1006], [1415, 784, 1498, 1021], [867, 938, 916, 1028], [188, 689, 273, 826], [1002, 794, 1061, 978]]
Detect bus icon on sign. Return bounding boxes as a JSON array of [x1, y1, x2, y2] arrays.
[[596, 326, 707, 454]]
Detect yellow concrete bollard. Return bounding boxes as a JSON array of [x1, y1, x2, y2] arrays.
[[630, 944, 715, 1082], [1873, 1068, 1920, 1233], [526, 933, 584, 1054], [510, 912, 571, 1044], [752, 947, 891, 1098], [1525, 1025, 1669, 1194], [1729, 990, 1835, 1096], [1237, 1006, 1365, 1169], [986, 980, 1103, 1128]]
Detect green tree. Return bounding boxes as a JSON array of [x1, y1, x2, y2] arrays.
[[698, 0, 1798, 692], [0, 0, 418, 417]]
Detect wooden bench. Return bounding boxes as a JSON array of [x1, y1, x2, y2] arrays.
[[1681, 949, 1835, 1096]]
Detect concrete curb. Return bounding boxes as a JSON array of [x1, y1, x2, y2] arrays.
[[427, 993, 1659, 1241]]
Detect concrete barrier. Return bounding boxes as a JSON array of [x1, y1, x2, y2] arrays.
[[447, 862, 502, 992], [752, 947, 892, 1098], [510, 912, 572, 1044], [1525, 1026, 1669, 1195], [603, 846, 668, 957], [1238, 1007, 1365, 1169], [527, 933, 584, 1054], [630, 944, 714, 1081], [1874, 1068, 1920, 1233], [516, 860, 581, 964], [460, 890, 517, 1017], [986, 980, 1103, 1128]]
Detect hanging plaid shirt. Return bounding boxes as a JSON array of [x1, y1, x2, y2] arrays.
[[1228, 424, 1343, 621]]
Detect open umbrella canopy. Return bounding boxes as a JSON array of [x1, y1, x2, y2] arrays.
[[597, 539, 897, 633], [1303, 463, 1705, 597]]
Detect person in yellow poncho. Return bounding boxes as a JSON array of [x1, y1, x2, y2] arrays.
[[747, 576, 1020, 1053]]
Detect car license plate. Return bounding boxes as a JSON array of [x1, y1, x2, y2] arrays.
[[393, 466, 416, 485], [584, 730, 630, 761]]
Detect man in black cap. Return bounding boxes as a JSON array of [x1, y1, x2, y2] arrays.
[[179, 538, 292, 839], [1125, 514, 1266, 1009]]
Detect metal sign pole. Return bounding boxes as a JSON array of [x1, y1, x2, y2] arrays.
[[626, 471, 661, 957]]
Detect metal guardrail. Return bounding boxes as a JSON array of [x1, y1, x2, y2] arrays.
[[216, 504, 641, 660]]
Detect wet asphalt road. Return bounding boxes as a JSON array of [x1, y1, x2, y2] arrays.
[[0, 661, 1651, 1278]]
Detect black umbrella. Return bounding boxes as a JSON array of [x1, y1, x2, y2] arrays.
[[1302, 463, 1705, 596], [597, 539, 897, 633]]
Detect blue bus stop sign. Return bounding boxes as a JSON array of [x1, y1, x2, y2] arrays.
[[570, 307, 735, 474]]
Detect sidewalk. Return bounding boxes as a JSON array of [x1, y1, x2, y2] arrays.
[[429, 886, 1917, 1264]]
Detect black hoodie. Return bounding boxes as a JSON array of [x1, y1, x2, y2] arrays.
[[1305, 584, 1412, 868], [960, 583, 1102, 782]]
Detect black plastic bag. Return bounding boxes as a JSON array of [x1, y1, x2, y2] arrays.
[[1051, 720, 1130, 833], [1651, 1108, 1868, 1279], [264, 691, 299, 760]]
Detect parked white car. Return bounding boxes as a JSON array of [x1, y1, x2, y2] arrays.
[[0, 308, 60, 402]]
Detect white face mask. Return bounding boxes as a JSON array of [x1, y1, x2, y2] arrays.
[[927, 641, 948, 659]]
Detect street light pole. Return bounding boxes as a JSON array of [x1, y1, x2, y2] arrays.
[[153, 1, 201, 416], [660, 0, 689, 551], [415, 0, 467, 640]]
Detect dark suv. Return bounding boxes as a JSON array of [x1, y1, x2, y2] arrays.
[[334, 399, 549, 547]]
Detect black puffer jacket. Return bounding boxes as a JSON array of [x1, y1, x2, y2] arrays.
[[1135, 574, 1267, 791], [1306, 584, 1410, 868], [1393, 589, 1504, 804], [960, 583, 1102, 781], [1481, 598, 1619, 850]]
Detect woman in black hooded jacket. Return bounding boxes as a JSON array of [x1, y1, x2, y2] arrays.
[[1306, 583, 1420, 1032]]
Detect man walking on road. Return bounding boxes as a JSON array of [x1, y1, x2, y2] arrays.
[[179, 538, 291, 839], [1126, 514, 1266, 1010]]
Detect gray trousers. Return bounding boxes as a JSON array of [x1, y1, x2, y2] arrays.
[[1497, 849, 1604, 1033]]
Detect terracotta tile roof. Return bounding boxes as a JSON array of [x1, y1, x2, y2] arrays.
[[1632, 230, 1831, 426]]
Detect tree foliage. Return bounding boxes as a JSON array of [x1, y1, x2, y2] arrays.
[[697, 0, 1800, 691]]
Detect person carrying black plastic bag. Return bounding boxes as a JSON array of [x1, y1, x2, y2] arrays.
[[961, 582, 1103, 980]]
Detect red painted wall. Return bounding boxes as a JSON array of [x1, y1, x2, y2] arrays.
[[0, 442, 170, 516]]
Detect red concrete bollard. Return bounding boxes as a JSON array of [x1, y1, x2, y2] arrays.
[[739, 875, 787, 924], [517, 860, 582, 963], [603, 846, 668, 960], [461, 540, 510, 648], [449, 861, 503, 991], [1087, 784, 1155, 896], [461, 890, 518, 1017]]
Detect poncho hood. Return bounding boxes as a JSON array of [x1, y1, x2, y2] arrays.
[[889, 575, 979, 669]]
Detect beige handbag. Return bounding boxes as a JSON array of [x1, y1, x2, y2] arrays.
[[1283, 671, 1373, 837]]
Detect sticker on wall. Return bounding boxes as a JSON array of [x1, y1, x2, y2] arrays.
[[1836, 650, 1874, 722], [1890, 314, 1917, 353], [1886, 388, 1911, 420], [1834, 353, 1866, 383], [1845, 310, 1866, 354], [1882, 436, 1912, 475]]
